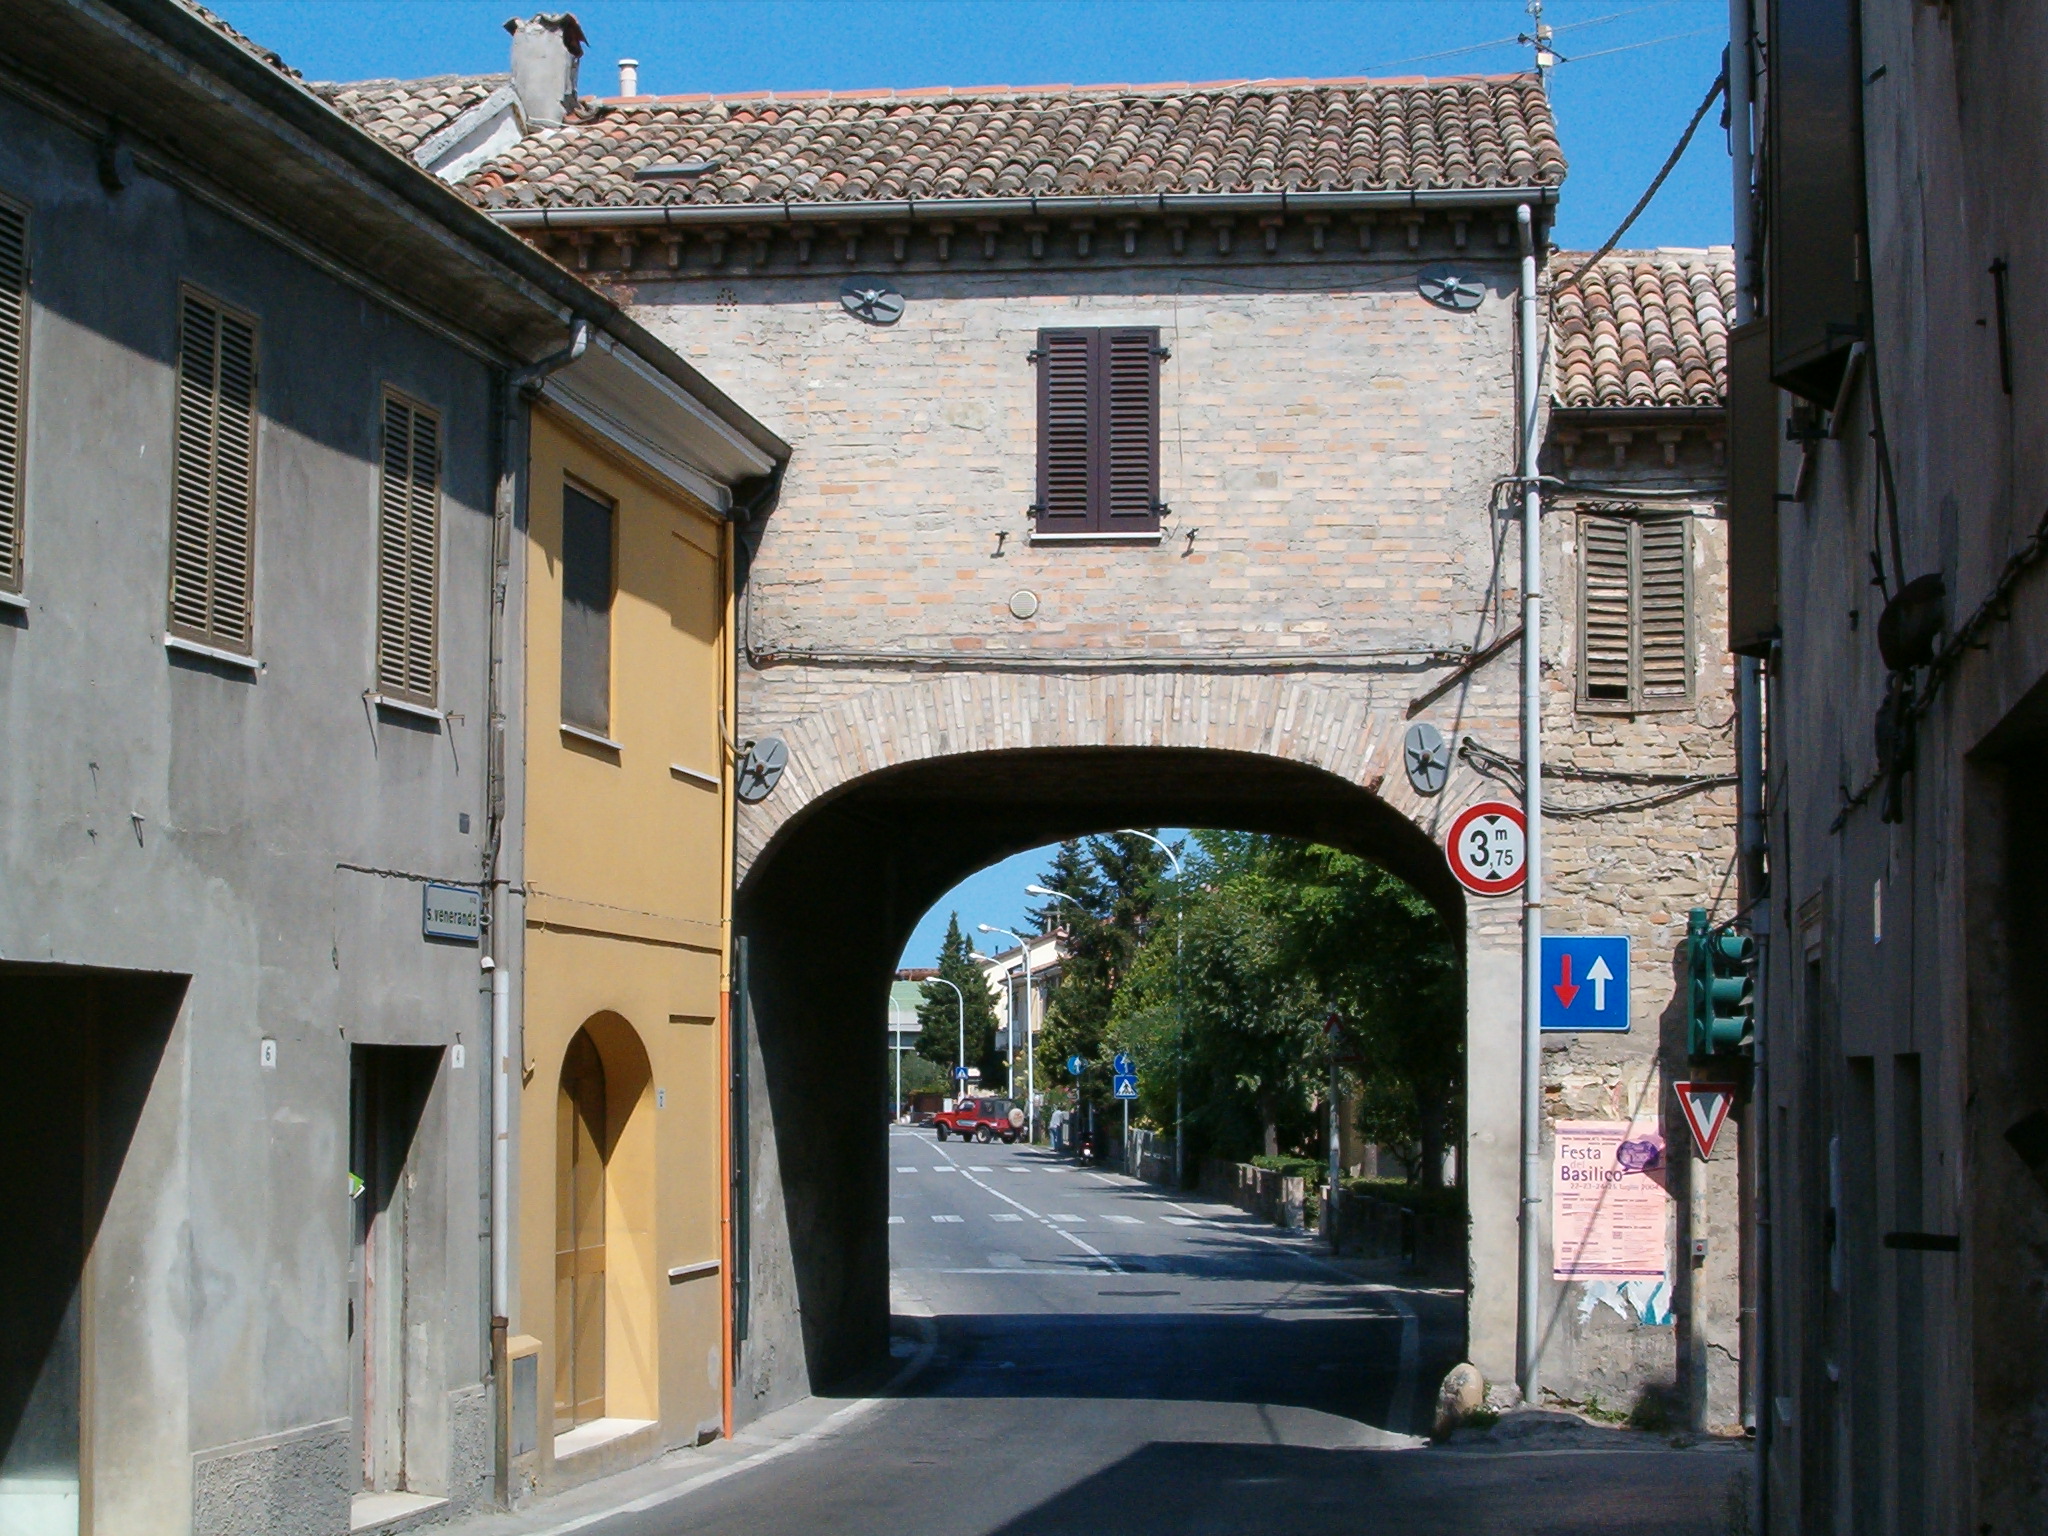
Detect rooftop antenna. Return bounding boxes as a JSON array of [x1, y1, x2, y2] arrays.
[[1522, 0, 1557, 78]]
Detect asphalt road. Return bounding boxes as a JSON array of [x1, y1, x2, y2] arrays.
[[570, 1131, 1749, 1536]]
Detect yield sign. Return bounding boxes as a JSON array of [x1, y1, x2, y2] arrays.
[[1674, 1081, 1735, 1160]]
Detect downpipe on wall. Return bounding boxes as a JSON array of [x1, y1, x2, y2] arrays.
[[1516, 201, 1546, 1407]]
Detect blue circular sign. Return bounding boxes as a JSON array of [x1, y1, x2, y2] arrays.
[[1112, 1052, 1133, 1075], [1067, 1055, 1084, 1076]]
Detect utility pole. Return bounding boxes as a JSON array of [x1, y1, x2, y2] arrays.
[[1120, 831, 1185, 1185], [925, 974, 966, 1107]]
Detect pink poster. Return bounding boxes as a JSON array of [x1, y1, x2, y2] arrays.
[[1552, 1119, 1670, 1281]]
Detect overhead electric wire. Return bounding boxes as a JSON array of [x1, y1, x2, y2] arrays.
[[1554, 65, 1726, 291], [1363, 0, 1682, 73]]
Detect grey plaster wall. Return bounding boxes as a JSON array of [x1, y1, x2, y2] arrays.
[[1755, 4, 2048, 1530], [0, 84, 499, 1534]]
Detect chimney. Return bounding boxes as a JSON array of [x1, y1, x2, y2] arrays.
[[503, 12, 586, 127], [617, 58, 638, 97]]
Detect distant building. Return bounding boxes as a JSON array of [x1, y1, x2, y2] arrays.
[[978, 933, 1063, 1083]]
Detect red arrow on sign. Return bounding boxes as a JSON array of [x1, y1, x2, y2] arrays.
[[1552, 953, 1579, 1009], [1674, 1081, 1736, 1160]]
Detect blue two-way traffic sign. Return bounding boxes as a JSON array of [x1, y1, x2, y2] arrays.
[[1112, 1073, 1139, 1100], [1540, 935, 1630, 1032]]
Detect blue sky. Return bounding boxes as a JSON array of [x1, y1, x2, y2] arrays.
[[214, 0, 1736, 963], [899, 830, 1193, 970], [219, 0, 1733, 252]]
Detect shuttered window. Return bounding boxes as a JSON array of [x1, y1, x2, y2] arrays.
[[1033, 326, 1161, 537], [169, 290, 258, 651], [560, 482, 614, 737], [375, 391, 441, 705], [1578, 512, 1693, 712], [0, 196, 26, 595]]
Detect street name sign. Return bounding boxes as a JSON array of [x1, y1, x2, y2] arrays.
[[422, 883, 481, 943], [1674, 1081, 1735, 1159], [1112, 1072, 1139, 1100], [1540, 935, 1630, 1032], [1444, 800, 1526, 896]]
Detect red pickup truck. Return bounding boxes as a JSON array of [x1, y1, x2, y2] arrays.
[[933, 1096, 1024, 1143]]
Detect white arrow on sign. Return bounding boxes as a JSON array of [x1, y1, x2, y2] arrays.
[[1586, 954, 1614, 1011]]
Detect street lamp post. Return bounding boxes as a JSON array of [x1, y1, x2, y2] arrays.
[[1120, 830, 1185, 1187], [979, 924, 1036, 1143], [923, 974, 968, 1105]]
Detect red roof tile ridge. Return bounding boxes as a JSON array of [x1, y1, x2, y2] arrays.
[[315, 70, 510, 92], [590, 70, 1545, 108]]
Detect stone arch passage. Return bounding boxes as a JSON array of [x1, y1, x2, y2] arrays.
[[732, 742, 1509, 1413]]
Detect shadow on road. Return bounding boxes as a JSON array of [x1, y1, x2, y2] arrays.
[[979, 1438, 1744, 1536]]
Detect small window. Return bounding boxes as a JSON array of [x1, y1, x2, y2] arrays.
[[560, 481, 614, 736], [169, 289, 259, 652], [0, 194, 27, 595], [1578, 511, 1693, 712], [1033, 326, 1162, 538], [375, 391, 441, 706]]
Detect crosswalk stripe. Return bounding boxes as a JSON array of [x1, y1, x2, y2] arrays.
[[932, 1214, 964, 1223]]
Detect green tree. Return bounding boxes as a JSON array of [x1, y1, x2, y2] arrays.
[[1107, 833, 1461, 1182], [1036, 832, 1167, 1110], [914, 913, 1003, 1088]]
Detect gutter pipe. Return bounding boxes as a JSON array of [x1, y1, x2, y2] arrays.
[[491, 185, 1562, 233], [1515, 201, 1546, 1407], [1727, 0, 1771, 1526]]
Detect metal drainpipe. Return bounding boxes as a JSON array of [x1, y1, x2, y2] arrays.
[[1515, 202, 1546, 1407], [485, 318, 589, 1504], [1727, 0, 1772, 1525]]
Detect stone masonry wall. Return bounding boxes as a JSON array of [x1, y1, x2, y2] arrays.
[[617, 256, 1740, 1419]]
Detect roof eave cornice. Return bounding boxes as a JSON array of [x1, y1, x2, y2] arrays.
[[489, 184, 1562, 232]]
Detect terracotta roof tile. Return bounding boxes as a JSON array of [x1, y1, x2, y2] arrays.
[[311, 74, 511, 159], [1550, 248, 1735, 409], [327, 74, 1563, 209]]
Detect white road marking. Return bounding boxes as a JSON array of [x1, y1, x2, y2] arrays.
[[931, 1167, 957, 1174], [896, 1166, 918, 1172], [1161, 1215, 1202, 1226], [990, 1213, 1023, 1222], [1047, 1214, 1083, 1223], [931, 1214, 964, 1223], [929, 1145, 1124, 1274], [887, 1216, 905, 1225], [968, 1165, 992, 1172], [1101, 1214, 1143, 1224]]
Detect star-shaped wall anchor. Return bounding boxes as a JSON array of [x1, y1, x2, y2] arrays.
[[1417, 265, 1486, 312], [839, 280, 905, 325]]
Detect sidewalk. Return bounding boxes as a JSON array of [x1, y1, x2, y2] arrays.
[[418, 1312, 937, 1536]]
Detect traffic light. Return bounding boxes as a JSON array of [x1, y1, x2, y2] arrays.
[[1686, 907, 1754, 1056]]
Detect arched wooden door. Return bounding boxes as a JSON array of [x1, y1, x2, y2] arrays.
[[555, 1029, 606, 1432]]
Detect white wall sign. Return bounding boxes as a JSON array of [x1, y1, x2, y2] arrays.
[[423, 883, 481, 943]]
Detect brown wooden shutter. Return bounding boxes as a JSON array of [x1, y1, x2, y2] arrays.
[[1635, 516, 1693, 705], [0, 198, 25, 595], [1035, 328, 1094, 534], [1580, 515, 1633, 704], [376, 392, 441, 704], [1101, 327, 1161, 533], [169, 291, 258, 651]]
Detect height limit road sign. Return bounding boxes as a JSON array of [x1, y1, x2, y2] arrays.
[[1540, 935, 1630, 1032], [1445, 800, 1526, 896]]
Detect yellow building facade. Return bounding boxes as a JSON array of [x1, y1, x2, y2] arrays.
[[510, 387, 757, 1490]]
